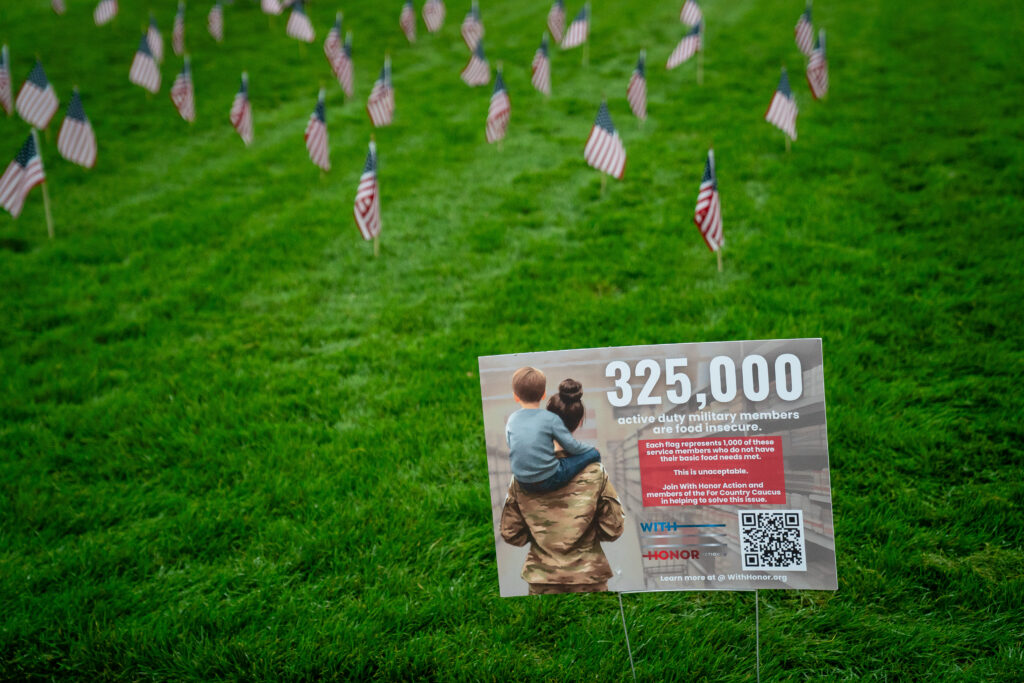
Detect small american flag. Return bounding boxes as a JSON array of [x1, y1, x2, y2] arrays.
[[0, 131, 45, 219], [262, 0, 283, 15], [208, 2, 224, 44], [423, 0, 445, 33], [148, 15, 164, 64], [400, 2, 417, 44], [0, 45, 11, 116], [461, 41, 490, 87], [461, 1, 484, 51], [130, 34, 161, 93], [806, 29, 828, 100], [325, 15, 354, 98], [57, 89, 97, 169], [583, 100, 625, 179], [627, 49, 646, 121], [531, 33, 551, 96], [354, 140, 381, 241], [287, 1, 315, 43], [694, 148, 723, 252], [486, 66, 510, 144], [561, 3, 589, 50], [230, 72, 253, 145], [367, 56, 394, 127], [667, 22, 701, 69], [305, 89, 330, 172], [795, 4, 813, 57], [547, 1, 565, 45], [94, 0, 118, 27], [52, 0, 66, 15], [170, 56, 196, 122], [16, 62, 60, 130], [679, 0, 702, 27], [765, 67, 798, 141], [173, 2, 186, 56]]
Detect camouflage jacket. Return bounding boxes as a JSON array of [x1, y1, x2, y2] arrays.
[[500, 461, 625, 585]]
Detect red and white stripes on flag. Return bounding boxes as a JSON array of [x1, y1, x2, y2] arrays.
[[486, 67, 510, 144], [230, 72, 254, 145], [0, 131, 45, 219], [305, 89, 330, 171], [461, 1, 484, 51], [583, 101, 625, 179], [262, 0, 283, 15], [547, 1, 565, 45], [52, 0, 66, 15], [461, 42, 490, 87], [679, 0, 702, 27], [16, 62, 60, 129], [287, 1, 315, 43], [561, 4, 589, 49], [795, 4, 813, 57], [627, 50, 647, 121], [170, 57, 196, 122], [400, 1, 417, 44], [208, 2, 224, 44], [806, 29, 828, 100], [694, 148, 723, 252], [148, 15, 164, 64], [57, 89, 97, 169], [531, 34, 551, 96], [94, 0, 118, 27], [422, 0, 446, 33], [354, 140, 381, 241], [173, 2, 186, 56], [325, 15, 354, 98], [129, 34, 161, 93], [367, 56, 394, 127], [0, 46, 11, 117], [667, 23, 701, 69], [765, 67, 798, 140]]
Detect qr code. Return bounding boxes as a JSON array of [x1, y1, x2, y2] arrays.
[[738, 510, 807, 571]]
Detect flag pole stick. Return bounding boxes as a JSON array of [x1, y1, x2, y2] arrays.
[[583, 40, 589, 68], [600, 173, 607, 196], [717, 249, 722, 272], [42, 181, 54, 239], [698, 48, 704, 85], [785, 136, 791, 153], [371, 132, 380, 259]]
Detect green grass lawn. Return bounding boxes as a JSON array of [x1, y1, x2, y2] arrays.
[[1, 0, 1022, 680]]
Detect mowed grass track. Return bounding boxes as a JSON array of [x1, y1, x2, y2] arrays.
[[1, 0, 1022, 680]]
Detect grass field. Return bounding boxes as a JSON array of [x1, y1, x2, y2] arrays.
[[1, 0, 1022, 680]]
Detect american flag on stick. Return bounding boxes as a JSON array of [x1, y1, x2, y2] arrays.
[[208, 2, 224, 44], [795, 3, 813, 57], [367, 55, 394, 127], [423, 0, 445, 33], [583, 100, 625, 180], [94, 0, 118, 27], [287, 1, 315, 43], [170, 56, 196, 122], [531, 33, 551, 96], [461, 1, 484, 51], [230, 72, 253, 145], [806, 29, 828, 100], [765, 67, 798, 141], [52, 0, 66, 15], [173, 2, 186, 56], [694, 148, 723, 261], [57, 89, 97, 169], [148, 15, 165, 64], [680, 0, 702, 27], [0, 46, 11, 117], [16, 62, 60, 130], [305, 89, 330, 172], [547, 1, 565, 45], [627, 49, 647, 121], [262, 0, 283, 15], [667, 22, 701, 69], [354, 140, 381, 244], [461, 41, 490, 87], [0, 131, 45, 220], [561, 3, 589, 50], [400, 1, 417, 44], [325, 15, 354, 98], [129, 34, 161, 94], [486, 65, 510, 144]]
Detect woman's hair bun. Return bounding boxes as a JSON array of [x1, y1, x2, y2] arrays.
[[558, 379, 583, 403]]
